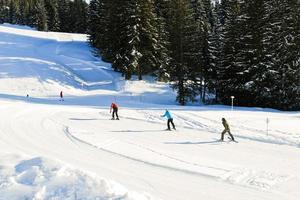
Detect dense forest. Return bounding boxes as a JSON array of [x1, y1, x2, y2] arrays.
[[88, 0, 300, 110], [0, 0, 88, 33], [1, 0, 299, 110]]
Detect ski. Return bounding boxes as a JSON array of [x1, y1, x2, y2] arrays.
[[227, 137, 238, 143]]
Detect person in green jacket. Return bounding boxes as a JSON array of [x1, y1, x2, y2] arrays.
[[221, 118, 235, 141]]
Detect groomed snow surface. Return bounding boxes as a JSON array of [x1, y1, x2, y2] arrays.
[[0, 24, 299, 200]]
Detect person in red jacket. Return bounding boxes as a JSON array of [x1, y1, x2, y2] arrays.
[[110, 102, 119, 120]]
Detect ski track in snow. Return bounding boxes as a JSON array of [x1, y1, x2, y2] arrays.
[[133, 110, 300, 148], [64, 110, 293, 190], [6, 105, 294, 194]]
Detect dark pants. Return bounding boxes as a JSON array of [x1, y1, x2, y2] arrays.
[[167, 118, 175, 130], [112, 108, 119, 119], [221, 129, 234, 141]]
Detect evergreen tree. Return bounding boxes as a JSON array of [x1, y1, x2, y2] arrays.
[[89, 0, 167, 80], [107, 0, 128, 71], [88, 0, 100, 47], [58, 0, 72, 32], [207, 1, 223, 102], [166, 0, 202, 105], [136, 0, 163, 80], [153, 0, 171, 81], [32, 0, 48, 31], [89, 0, 112, 60], [27, 0, 37, 27], [258, 0, 300, 110], [114, 0, 141, 79], [0, 0, 9, 23], [69, 0, 88, 33], [18, 0, 25, 25], [217, 0, 249, 106], [9, 0, 21, 24], [231, 0, 266, 106], [190, 0, 214, 103], [45, 0, 60, 31]]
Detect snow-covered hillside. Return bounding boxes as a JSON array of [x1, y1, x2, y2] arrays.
[[0, 24, 299, 200]]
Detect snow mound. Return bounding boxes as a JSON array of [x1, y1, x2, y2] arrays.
[[0, 156, 153, 200]]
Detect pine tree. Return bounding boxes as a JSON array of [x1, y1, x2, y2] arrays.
[[89, 0, 112, 60], [106, 0, 128, 72], [17, 0, 25, 25], [58, 0, 71, 32], [0, 0, 9, 23], [69, 0, 88, 33], [217, 0, 249, 106], [9, 0, 21, 24], [207, 1, 223, 103], [88, 0, 100, 47], [233, 0, 266, 106], [136, 0, 163, 80], [27, 0, 37, 27], [89, 0, 123, 65], [258, 0, 300, 110], [89, 0, 168, 80], [114, 0, 141, 80], [32, 0, 48, 31], [189, 0, 214, 103], [45, 0, 60, 31], [166, 0, 202, 105], [153, 0, 171, 81]]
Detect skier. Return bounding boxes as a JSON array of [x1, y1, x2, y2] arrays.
[[60, 91, 64, 101], [221, 118, 235, 141], [161, 109, 176, 131], [110, 102, 119, 120]]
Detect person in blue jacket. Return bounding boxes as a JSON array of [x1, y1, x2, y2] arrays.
[[161, 109, 176, 131]]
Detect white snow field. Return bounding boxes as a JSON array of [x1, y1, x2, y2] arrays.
[[0, 24, 300, 200]]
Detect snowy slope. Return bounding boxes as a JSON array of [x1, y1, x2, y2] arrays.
[[0, 24, 300, 200]]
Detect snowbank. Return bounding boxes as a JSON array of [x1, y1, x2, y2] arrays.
[[0, 154, 153, 200]]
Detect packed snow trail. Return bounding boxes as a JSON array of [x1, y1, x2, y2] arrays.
[[0, 24, 300, 200], [0, 100, 299, 200]]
